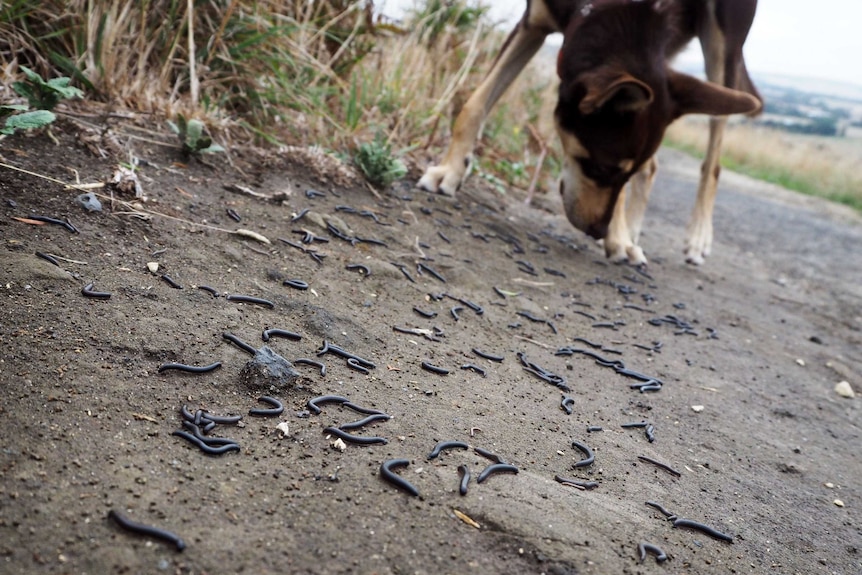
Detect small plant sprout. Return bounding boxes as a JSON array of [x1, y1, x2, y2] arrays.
[[168, 114, 225, 156], [354, 135, 407, 189]]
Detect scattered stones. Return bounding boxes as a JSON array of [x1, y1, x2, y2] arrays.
[[238, 346, 300, 391], [76, 192, 102, 212], [834, 381, 855, 399]]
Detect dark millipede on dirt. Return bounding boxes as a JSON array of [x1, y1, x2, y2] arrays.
[[181, 422, 239, 446], [380, 459, 419, 496], [587, 426, 603, 432], [672, 518, 733, 542], [417, 262, 446, 283], [226, 294, 275, 308], [283, 279, 309, 290], [571, 440, 595, 468], [638, 542, 669, 562], [226, 208, 241, 222], [290, 208, 310, 222], [450, 306, 463, 321], [346, 357, 370, 374], [345, 263, 371, 276], [157, 362, 222, 374], [29, 215, 78, 233], [35, 251, 60, 266], [249, 396, 284, 417], [645, 424, 656, 443], [222, 332, 257, 356], [645, 501, 676, 519], [460, 364, 487, 377], [621, 421, 649, 429], [108, 509, 186, 551], [306, 395, 349, 415], [81, 282, 111, 299], [315, 341, 376, 369], [294, 358, 326, 376], [477, 463, 519, 483], [471, 348, 504, 362], [474, 447, 505, 464], [197, 285, 220, 297], [172, 430, 241, 455], [262, 328, 302, 342], [161, 274, 182, 289], [427, 441, 469, 459], [637, 455, 681, 477], [458, 465, 471, 495], [338, 413, 391, 431], [341, 401, 387, 416], [561, 395, 575, 415], [412, 306, 438, 318], [554, 475, 599, 490], [325, 426, 388, 445], [421, 361, 450, 375]]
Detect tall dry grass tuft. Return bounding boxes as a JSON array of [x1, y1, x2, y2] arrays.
[[0, 0, 558, 193], [665, 119, 862, 210]]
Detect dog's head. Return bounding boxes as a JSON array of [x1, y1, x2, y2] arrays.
[[554, 0, 760, 239]]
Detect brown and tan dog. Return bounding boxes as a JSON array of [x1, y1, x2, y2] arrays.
[[418, 0, 762, 265]]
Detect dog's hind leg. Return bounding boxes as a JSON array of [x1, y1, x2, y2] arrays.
[[418, 20, 550, 196], [685, 0, 760, 264]]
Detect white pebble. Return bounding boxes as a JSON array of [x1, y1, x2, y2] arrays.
[[834, 499, 845, 508], [795, 358, 806, 367], [834, 381, 855, 399], [276, 422, 290, 437], [691, 405, 705, 413], [146, 262, 159, 274]]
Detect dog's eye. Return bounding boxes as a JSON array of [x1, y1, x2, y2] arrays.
[[577, 158, 625, 186]]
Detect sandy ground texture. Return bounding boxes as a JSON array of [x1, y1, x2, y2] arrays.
[[0, 123, 860, 575]]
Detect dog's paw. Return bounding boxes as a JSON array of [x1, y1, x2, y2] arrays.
[[603, 239, 648, 266], [684, 224, 712, 265], [417, 165, 462, 197]]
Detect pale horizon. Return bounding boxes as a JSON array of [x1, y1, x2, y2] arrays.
[[380, 0, 862, 92]]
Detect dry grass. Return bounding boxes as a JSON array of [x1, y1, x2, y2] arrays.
[[0, 0, 560, 194], [665, 118, 862, 211]]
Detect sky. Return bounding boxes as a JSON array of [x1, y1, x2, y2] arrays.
[[380, 0, 862, 89]]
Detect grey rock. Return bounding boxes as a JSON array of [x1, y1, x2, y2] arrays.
[[239, 346, 300, 391], [76, 192, 102, 212]]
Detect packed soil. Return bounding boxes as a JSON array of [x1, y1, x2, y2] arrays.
[[1, 121, 860, 575]]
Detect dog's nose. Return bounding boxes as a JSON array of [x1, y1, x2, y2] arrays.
[[585, 222, 608, 240]]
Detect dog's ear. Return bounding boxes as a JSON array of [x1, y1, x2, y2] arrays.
[[668, 70, 761, 117], [579, 70, 654, 115]]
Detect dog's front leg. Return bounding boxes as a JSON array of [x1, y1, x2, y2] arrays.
[[685, 116, 727, 264], [418, 22, 549, 196], [604, 186, 647, 266]]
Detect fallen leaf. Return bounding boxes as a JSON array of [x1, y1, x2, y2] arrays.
[[453, 509, 480, 529], [12, 217, 46, 226]]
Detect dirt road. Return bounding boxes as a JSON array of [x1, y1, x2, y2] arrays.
[[1, 127, 859, 574]]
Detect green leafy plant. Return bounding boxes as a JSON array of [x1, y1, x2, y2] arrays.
[[354, 135, 407, 188], [12, 65, 83, 111], [1, 107, 56, 135], [168, 114, 225, 156]]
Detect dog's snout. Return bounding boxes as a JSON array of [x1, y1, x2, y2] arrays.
[[585, 222, 608, 240]]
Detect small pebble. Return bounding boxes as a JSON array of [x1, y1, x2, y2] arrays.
[[795, 358, 806, 367], [691, 405, 705, 413], [834, 381, 855, 399], [834, 499, 845, 507], [276, 422, 290, 437], [147, 262, 159, 274]]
